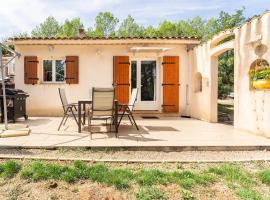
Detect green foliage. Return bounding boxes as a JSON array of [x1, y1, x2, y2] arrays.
[[249, 68, 270, 81], [157, 20, 179, 37], [0, 160, 21, 178], [218, 50, 234, 98], [31, 16, 61, 37], [118, 15, 144, 37], [171, 171, 215, 189], [258, 169, 270, 186], [208, 164, 264, 200], [3, 160, 270, 199], [135, 186, 166, 200], [59, 18, 82, 38], [94, 12, 119, 37], [208, 164, 253, 186], [27, 8, 246, 41], [236, 188, 263, 200], [216, 9, 245, 31], [143, 26, 158, 37], [135, 169, 169, 186]]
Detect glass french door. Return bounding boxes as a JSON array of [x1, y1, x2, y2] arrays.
[[131, 59, 159, 110]]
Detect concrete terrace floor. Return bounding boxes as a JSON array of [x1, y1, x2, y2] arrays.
[[0, 116, 270, 149]]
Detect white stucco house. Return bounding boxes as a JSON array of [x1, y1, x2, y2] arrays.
[[8, 11, 270, 137], [9, 36, 199, 116]]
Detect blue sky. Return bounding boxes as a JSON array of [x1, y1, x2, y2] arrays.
[[0, 0, 269, 38]]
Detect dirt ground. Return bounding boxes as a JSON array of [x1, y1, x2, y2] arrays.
[[0, 178, 238, 200], [0, 161, 269, 200]]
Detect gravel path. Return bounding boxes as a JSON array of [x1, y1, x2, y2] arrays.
[[0, 148, 270, 162]]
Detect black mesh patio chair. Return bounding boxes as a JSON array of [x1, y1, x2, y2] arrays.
[[88, 87, 115, 139], [117, 88, 139, 130], [58, 88, 84, 131]]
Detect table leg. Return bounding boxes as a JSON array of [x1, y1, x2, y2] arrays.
[[115, 101, 118, 135], [78, 102, 81, 133], [83, 104, 86, 125]]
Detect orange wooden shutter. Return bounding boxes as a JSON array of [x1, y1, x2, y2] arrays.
[[162, 56, 179, 113], [24, 56, 38, 85], [65, 56, 79, 84], [113, 56, 130, 104]]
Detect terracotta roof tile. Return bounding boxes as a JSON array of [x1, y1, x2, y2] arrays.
[[10, 36, 199, 41]]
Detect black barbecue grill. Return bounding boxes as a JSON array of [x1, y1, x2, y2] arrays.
[[0, 89, 29, 123]]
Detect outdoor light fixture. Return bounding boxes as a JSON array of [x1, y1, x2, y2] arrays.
[[48, 45, 55, 52], [95, 49, 102, 56], [246, 35, 263, 47]]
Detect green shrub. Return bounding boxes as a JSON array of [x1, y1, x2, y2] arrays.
[[21, 161, 49, 181], [258, 169, 270, 186], [104, 168, 133, 190], [135, 169, 169, 186], [249, 68, 270, 81], [208, 164, 253, 186], [0, 160, 21, 178], [171, 171, 215, 189]]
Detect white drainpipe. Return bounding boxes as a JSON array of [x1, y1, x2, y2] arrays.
[[185, 45, 192, 117]]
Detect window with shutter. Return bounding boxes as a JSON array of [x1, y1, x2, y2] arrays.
[[113, 56, 130, 104], [24, 56, 39, 85], [162, 56, 179, 113], [65, 56, 79, 84]]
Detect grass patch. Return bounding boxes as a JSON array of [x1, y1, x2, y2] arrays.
[[208, 164, 264, 200], [258, 169, 270, 186], [208, 164, 253, 186], [21, 160, 133, 190], [0, 160, 21, 179], [135, 186, 166, 200], [236, 188, 263, 200], [0, 160, 269, 199], [135, 169, 169, 186], [20, 161, 216, 191], [170, 171, 216, 189]]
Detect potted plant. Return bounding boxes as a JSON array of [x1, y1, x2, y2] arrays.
[[249, 67, 270, 90]]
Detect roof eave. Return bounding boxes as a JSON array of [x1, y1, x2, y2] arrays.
[[8, 38, 200, 45]]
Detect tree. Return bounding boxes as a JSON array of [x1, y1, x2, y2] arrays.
[[118, 15, 144, 37], [94, 12, 119, 37], [157, 21, 179, 37], [60, 18, 82, 38], [216, 8, 245, 31], [201, 18, 219, 41], [31, 16, 61, 37], [218, 50, 234, 98], [143, 26, 158, 37], [215, 9, 245, 98]]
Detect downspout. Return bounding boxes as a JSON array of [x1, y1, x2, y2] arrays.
[[183, 45, 193, 117]]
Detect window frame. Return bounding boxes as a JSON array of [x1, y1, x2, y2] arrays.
[[42, 59, 66, 83]]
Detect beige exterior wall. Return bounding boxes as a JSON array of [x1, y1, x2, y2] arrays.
[[14, 44, 190, 116], [233, 12, 270, 136], [190, 12, 270, 136]]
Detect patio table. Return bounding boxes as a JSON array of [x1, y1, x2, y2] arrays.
[[78, 100, 119, 134]]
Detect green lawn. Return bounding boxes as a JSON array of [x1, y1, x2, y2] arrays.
[[1, 160, 270, 200]]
